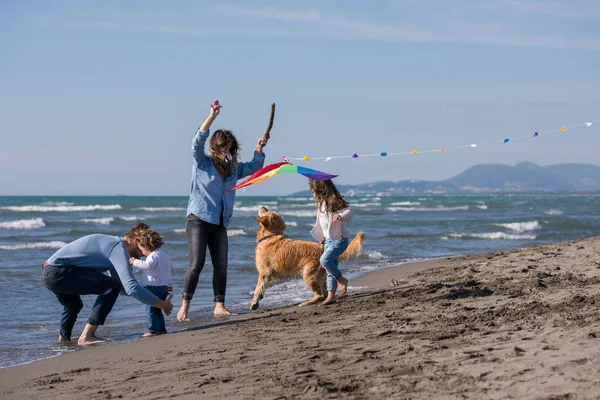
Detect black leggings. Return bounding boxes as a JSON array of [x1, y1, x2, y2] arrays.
[[182, 214, 228, 303]]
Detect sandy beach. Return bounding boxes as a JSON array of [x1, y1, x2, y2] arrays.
[[2, 236, 600, 399]]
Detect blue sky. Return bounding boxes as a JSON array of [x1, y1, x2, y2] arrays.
[[1, 0, 599, 196]]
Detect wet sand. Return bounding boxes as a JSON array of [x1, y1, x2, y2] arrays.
[[2, 236, 600, 399]]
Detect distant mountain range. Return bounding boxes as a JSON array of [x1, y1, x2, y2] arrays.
[[291, 163, 600, 196]]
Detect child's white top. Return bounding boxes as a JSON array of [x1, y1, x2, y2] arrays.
[[132, 248, 173, 286], [310, 206, 354, 241], [318, 206, 330, 237]]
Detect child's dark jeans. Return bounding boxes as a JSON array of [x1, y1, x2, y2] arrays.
[[145, 285, 169, 334]]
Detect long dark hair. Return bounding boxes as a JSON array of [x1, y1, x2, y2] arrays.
[[209, 129, 239, 178], [309, 179, 349, 213]]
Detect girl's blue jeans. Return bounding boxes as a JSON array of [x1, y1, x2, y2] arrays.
[[320, 237, 349, 291], [145, 285, 168, 334]]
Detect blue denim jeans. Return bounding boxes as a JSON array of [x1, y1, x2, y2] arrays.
[[320, 238, 349, 291], [183, 214, 229, 303], [41, 265, 121, 340], [145, 285, 168, 334]]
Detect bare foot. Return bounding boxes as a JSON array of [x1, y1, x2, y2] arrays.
[[177, 300, 190, 322], [214, 302, 239, 317], [337, 277, 348, 298], [58, 334, 70, 343], [78, 335, 107, 346], [321, 297, 337, 306], [142, 332, 157, 338]]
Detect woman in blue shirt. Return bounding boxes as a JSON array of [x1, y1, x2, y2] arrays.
[[178, 100, 267, 320]]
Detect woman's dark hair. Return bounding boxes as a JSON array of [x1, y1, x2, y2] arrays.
[[209, 129, 239, 178]]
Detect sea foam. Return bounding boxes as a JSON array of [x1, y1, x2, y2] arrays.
[[0, 218, 45, 230], [493, 221, 541, 233], [80, 218, 114, 225], [0, 241, 67, 250], [2, 205, 122, 212]]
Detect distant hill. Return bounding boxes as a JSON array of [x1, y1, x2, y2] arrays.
[[290, 163, 600, 196]]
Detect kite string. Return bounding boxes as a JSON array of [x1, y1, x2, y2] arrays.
[[285, 119, 599, 161]]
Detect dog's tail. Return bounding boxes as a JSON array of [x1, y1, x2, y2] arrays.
[[339, 231, 365, 261]]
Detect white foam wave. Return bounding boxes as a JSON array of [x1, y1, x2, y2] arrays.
[[286, 221, 298, 227], [390, 201, 421, 206], [172, 229, 186, 234], [236, 206, 265, 213], [228, 229, 246, 237], [352, 203, 381, 208], [281, 197, 311, 202], [544, 209, 564, 216], [132, 207, 185, 212], [476, 202, 488, 210], [80, 218, 114, 225], [0, 241, 67, 250], [277, 210, 315, 218], [284, 203, 315, 208], [363, 250, 388, 260], [119, 216, 141, 221], [493, 221, 540, 232], [444, 232, 537, 240], [2, 204, 122, 212], [388, 205, 469, 212], [0, 218, 46, 230], [41, 201, 74, 206]]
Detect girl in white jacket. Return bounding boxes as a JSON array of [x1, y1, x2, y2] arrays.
[[309, 179, 355, 305]]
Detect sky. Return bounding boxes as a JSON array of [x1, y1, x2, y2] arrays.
[[1, 0, 599, 196]]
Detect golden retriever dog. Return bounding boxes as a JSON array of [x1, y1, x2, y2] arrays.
[[250, 207, 365, 310]]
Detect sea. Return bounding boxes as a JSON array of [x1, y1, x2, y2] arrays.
[[1, 194, 599, 368]]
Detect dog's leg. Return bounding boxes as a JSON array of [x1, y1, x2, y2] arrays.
[[250, 274, 267, 310], [299, 263, 326, 306]]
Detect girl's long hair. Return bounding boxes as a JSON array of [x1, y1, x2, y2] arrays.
[[209, 130, 239, 178], [309, 179, 349, 213]]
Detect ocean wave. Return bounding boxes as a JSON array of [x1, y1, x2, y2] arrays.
[[236, 206, 266, 213], [0, 241, 67, 250], [352, 203, 381, 208], [80, 218, 114, 225], [390, 201, 421, 206], [172, 229, 186, 234], [444, 232, 537, 240], [280, 197, 311, 202], [544, 209, 564, 216], [277, 210, 315, 218], [2, 205, 122, 212], [228, 229, 246, 237], [132, 207, 185, 212], [286, 221, 298, 227], [359, 250, 388, 260], [283, 203, 315, 208], [388, 205, 470, 212], [476, 202, 488, 210], [493, 221, 540, 232], [0, 218, 46, 230], [119, 216, 142, 221], [41, 201, 74, 206]]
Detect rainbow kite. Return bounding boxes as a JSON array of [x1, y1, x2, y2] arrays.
[[231, 162, 338, 191]]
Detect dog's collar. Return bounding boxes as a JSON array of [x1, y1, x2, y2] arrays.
[[257, 235, 281, 244]]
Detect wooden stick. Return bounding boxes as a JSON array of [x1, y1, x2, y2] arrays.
[[262, 103, 276, 143]]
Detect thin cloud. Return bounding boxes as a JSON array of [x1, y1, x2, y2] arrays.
[[30, 5, 600, 51], [500, 0, 600, 20], [218, 5, 600, 51]]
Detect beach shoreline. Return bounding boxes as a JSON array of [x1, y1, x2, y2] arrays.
[[2, 236, 600, 399]]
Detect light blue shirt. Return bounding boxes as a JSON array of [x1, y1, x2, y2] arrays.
[[45, 234, 159, 306], [186, 129, 265, 226]]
